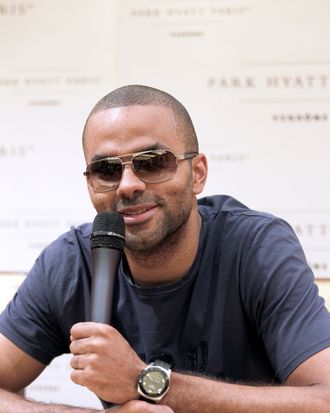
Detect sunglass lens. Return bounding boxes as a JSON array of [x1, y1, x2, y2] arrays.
[[88, 159, 122, 186], [133, 151, 177, 183]]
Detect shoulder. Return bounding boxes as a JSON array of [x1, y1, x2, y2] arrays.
[[27, 222, 92, 295], [197, 195, 306, 291], [47, 222, 91, 250], [38, 223, 91, 267], [198, 194, 292, 241], [198, 194, 274, 220]]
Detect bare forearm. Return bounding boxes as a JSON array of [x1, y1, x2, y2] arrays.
[[163, 372, 330, 413], [0, 388, 100, 413]]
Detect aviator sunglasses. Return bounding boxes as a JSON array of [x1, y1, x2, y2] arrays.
[[83, 149, 198, 192]]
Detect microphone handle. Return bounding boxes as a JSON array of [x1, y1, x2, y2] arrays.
[[90, 247, 122, 324]]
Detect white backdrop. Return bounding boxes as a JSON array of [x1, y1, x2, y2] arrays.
[[0, 0, 329, 408]]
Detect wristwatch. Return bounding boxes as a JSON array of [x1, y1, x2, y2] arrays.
[[137, 360, 171, 403]]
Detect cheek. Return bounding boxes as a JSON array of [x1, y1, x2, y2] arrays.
[[88, 188, 115, 212], [171, 167, 193, 195], [162, 175, 194, 209]]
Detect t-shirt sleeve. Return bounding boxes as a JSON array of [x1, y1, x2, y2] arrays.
[[0, 257, 67, 364], [240, 217, 330, 382], [0, 227, 91, 365]]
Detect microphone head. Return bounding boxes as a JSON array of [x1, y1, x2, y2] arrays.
[[91, 212, 125, 250]]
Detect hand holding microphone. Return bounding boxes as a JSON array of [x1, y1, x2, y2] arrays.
[[71, 212, 145, 405], [70, 213, 172, 408]]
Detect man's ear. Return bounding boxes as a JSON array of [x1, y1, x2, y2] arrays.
[[192, 153, 208, 195]]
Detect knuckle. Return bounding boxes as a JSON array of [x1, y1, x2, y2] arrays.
[[96, 322, 111, 335], [122, 400, 140, 412], [86, 353, 98, 367], [70, 323, 80, 335]]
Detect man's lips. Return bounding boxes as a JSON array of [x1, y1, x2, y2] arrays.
[[117, 204, 158, 224]]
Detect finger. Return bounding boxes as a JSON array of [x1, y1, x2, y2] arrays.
[[70, 322, 110, 341], [112, 400, 174, 412], [70, 336, 94, 355], [70, 354, 84, 370], [70, 321, 115, 340], [130, 401, 173, 413], [70, 322, 99, 339], [70, 368, 89, 387]]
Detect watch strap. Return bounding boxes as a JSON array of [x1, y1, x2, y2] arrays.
[[150, 360, 171, 371], [139, 395, 156, 404]]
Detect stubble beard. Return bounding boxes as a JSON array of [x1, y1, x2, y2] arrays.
[[123, 192, 194, 265]]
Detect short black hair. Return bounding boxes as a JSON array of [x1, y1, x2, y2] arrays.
[[82, 84, 199, 152]]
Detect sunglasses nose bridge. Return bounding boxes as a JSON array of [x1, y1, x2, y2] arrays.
[[118, 153, 144, 179], [116, 159, 147, 197], [120, 158, 137, 174]]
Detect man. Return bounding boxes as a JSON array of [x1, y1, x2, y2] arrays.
[[0, 84, 330, 413]]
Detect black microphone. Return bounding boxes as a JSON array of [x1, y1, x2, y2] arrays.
[[90, 211, 125, 324]]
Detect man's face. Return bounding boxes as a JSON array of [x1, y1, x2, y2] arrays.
[[83, 105, 201, 253]]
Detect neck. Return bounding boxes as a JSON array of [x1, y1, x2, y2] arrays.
[[125, 207, 201, 287]]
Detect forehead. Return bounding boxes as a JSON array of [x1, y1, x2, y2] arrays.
[[83, 105, 184, 159]]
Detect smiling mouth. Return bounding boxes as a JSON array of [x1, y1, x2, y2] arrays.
[[117, 203, 157, 224], [123, 208, 151, 215]]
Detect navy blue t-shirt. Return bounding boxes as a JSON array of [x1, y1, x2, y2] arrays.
[[1, 195, 330, 383]]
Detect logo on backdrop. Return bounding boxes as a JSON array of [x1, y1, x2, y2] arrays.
[[207, 74, 330, 90], [207, 73, 330, 123], [0, 145, 34, 158], [0, 74, 103, 106], [129, 4, 251, 38], [0, 2, 35, 15]]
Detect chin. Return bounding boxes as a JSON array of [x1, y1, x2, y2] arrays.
[[125, 231, 164, 252]]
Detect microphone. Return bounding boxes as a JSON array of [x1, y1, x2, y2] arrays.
[[89, 211, 125, 324]]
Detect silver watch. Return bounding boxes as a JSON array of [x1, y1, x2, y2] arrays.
[[137, 360, 171, 403]]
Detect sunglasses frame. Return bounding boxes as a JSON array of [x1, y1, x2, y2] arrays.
[[83, 149, 198, 192]]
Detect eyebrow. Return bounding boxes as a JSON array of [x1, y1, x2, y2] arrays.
[[90, 143, 168, 163]]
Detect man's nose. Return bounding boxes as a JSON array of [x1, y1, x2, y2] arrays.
[[116, 164, 146, 199]]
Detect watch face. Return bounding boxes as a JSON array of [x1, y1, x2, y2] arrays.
[[139, 367, 168, 397]]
